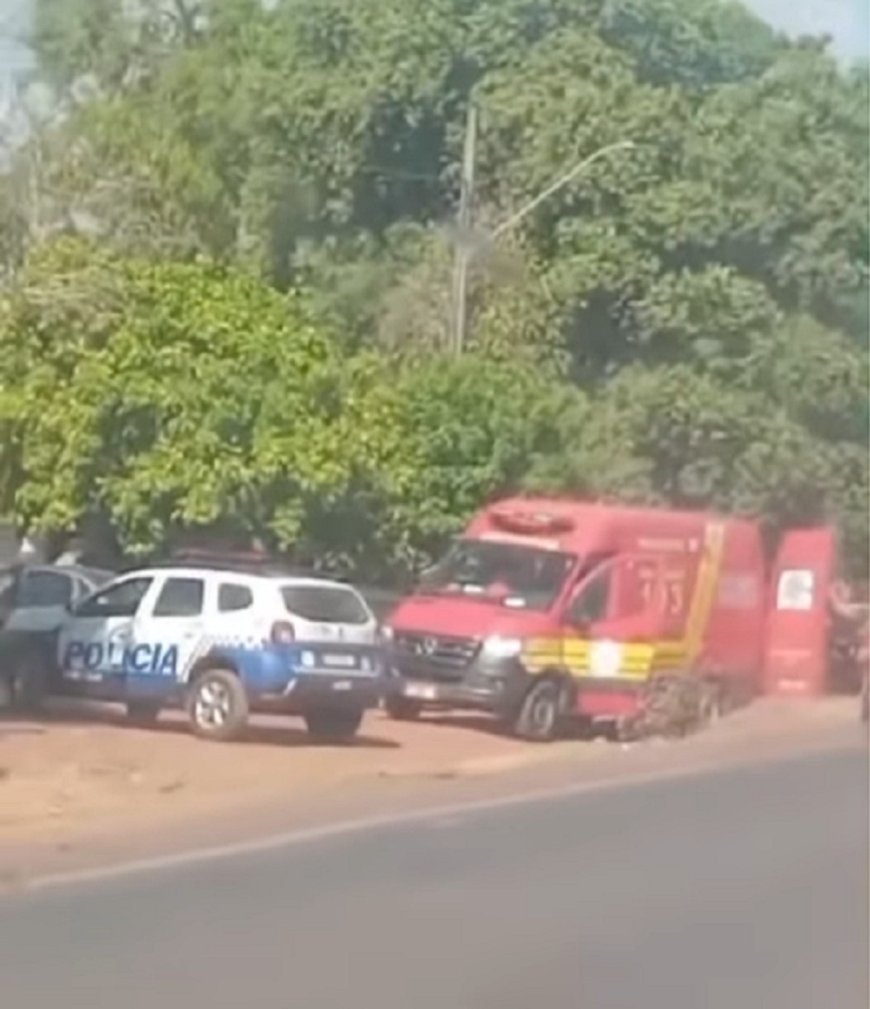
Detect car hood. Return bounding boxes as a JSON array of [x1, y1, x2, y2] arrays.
[[387, 593, 554, 639]]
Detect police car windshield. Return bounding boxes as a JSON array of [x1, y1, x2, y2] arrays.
[[281, 584, 369, 625], [418, 540, 576, 611]]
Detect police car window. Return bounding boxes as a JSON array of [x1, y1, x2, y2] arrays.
[[76, 577, 153, 618], [281, 585, 369, 625], [218, 583, 253, 612], [17, 570, 74, 608], [153, 577, 205, 617]]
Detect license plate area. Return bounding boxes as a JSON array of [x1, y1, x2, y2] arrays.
[[322, 653, 358, 669], [403, 682, 439, 701]]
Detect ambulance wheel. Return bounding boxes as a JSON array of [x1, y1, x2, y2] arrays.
[[305, 707, 364, 744], [125, 700, 161, 727], [514, 679, 564, 742], [188, 668, 249, 742], [384, 695, 422, 721]]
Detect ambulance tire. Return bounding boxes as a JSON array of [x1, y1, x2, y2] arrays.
[[125, 700, 161, 727], [305, 707, 364, 744], [514, 678, 565, 743], [384, 695, 423, 721], [187, 667, 249, 742]]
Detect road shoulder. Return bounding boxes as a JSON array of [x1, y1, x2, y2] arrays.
[[1, 697, 863, 890]]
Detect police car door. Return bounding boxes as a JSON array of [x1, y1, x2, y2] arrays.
[[59, 575, 155, 687], [127, 574, 208, 694]]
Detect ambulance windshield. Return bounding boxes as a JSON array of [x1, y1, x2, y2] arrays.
[[417, 539, 576, 611]]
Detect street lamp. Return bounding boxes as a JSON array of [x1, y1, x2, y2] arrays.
[[451, 139, 637, 354]]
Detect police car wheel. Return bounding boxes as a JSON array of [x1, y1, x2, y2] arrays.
[[12, 649, 48, 713], [304, 707, 364, 744], [188, 668, 248, 742], [0, 675, 12, 711], [384, 695, 423, 721], [126, 700, 161, 727]]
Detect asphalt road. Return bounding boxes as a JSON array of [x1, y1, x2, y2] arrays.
[[1, 743, 866, 1009]]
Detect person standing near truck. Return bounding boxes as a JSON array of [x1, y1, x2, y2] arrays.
[[828, 581, 869, 721]]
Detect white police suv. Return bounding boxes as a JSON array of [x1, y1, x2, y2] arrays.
[[56, 561, 388, 742]]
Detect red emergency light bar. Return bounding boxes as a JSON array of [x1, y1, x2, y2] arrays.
[[488, 507, 574, 536]]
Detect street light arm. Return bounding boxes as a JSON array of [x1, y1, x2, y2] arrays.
[[490, 140, 636, 240]]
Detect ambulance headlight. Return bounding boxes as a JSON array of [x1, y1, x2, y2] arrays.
[[481, 635, 523, 661]]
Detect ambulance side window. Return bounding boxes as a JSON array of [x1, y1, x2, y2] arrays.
[[75, 577, 153, 618], [567, 568, 612, 626]]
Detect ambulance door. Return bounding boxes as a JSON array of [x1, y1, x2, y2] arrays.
[[763, 527, 836, 696], [561, 554, 665, 681], [564, 555, 665, 638]]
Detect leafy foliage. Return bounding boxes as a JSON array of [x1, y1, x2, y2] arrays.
[[0, 0, 865, 580]]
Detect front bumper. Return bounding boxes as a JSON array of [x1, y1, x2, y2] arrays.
[[256, 671, 391, 712], [388, 649, 528, 717]]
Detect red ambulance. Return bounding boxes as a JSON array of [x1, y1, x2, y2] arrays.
[[383, 497, 837, 740]]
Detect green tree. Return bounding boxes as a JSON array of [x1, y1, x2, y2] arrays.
[[0, 239, 341, 554], [4, 0, 866, 579]]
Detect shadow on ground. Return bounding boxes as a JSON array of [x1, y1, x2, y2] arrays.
[[1, 701, 400, 750]]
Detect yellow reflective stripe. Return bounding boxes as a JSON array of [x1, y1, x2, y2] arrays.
[[681, 521, 726, 661]]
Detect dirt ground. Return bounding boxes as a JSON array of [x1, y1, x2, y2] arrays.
[[1, 695, 862, 859]]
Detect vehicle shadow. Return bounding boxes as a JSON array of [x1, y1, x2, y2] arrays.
[[422, 710, 603, 742], [3, 701, 401, 750], [422, 712, 508, 737]]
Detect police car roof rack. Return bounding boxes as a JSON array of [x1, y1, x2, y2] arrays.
[[152, 549, 349, 581]]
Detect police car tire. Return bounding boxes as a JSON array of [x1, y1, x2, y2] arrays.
[[304, 707, 364, 744], [187, 668, 249, 742], [13, 649, 48, 713], [384, 695, 423, 721], [126, 700, 161, 727], [0, 675, 12, 711]]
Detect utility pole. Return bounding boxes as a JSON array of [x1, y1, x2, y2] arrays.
[[451, 101, 477, 355]]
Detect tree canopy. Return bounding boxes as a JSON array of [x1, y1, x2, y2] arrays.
[[0, 0, 866, 579]]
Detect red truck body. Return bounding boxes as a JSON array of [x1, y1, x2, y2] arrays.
[[385, 497, 837, 738]]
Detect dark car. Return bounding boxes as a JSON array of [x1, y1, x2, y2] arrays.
[[0, 563, 112, 710]]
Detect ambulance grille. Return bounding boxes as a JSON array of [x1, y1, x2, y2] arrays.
[[393, 632, 479, 670]]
